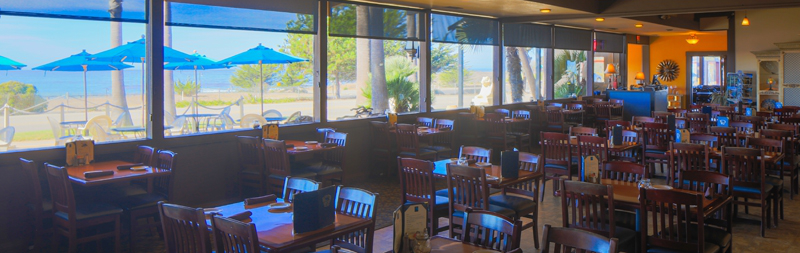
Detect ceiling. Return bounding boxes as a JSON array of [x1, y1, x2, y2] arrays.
[[355, 0, 800, 36]]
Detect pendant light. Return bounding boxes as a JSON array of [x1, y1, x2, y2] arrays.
[[742, 11, 751, 26], [686, 33, 699, 45]]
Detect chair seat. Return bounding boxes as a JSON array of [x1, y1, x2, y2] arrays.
[[119, 193, 166, 210], [766, 176, 784, 187], [399, 149, 438, 157], [645, 150, 667, 155], [733, 184, 774, 195], [614, 210, 638, 231], [647, 243, 720, 253], [544, 164, 569, 172], [661, 224, 732, 249], [55, 202, 123, 221], [488, 195, 537, 215], [452, 204, 516, 219], [436, 188, 501, 197]]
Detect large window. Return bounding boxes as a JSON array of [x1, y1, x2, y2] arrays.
[[593, 52, 621, 92], [0, 6, 146, 150], [431, 13, 498, 109], [553, 27, 591, 99], [164, 1, 316, 135], [503, 23, 550, 103]]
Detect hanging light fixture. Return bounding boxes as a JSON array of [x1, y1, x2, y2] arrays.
[[686, 33, 699, 45], [742, 11, 751, 26]]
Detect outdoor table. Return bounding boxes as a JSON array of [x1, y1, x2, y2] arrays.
[[181, 113, 218, 132], [283, 139, 343, 156], [432, 159, 543, 189], [66, 160, 171, 192], [265, 116, 287, 122], [60, 120, 87, 135], [210, 198, 373, 253], [111, 126, 145, 138]]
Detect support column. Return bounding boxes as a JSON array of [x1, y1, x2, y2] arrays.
[[314, 0, 328, 122], [147, 0, 165, 141], [419, 11, 432, 112]]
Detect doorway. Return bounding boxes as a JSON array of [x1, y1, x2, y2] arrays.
[[686, 51, 726, 104]]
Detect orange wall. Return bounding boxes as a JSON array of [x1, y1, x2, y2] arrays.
[[627, 44, 643, 88], [649, 34, 727, 95]]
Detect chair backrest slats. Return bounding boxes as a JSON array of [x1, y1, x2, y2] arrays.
[[211, 215, 260, 253], [539, 224, 618, 253], [462, 208, 522, 252], [459, 146, 491, 163], [158, 202, 212, 253], [282, 177, 320, 203], [263, 139, 292, 177], [133, 145, 157, 166]]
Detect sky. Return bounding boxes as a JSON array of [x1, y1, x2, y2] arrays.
[[0, 13, 493, 71]]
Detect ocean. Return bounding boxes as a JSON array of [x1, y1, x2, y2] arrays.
[[0, 68, 241, 97]]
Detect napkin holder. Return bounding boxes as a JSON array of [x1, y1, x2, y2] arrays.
[[676, 129, 690, 143], [501, 150, 519, 179], [293, 186, 336, 234], [66, 140, 95, 166], [582, 155, 600, 183], [262, 124, 279, 140], [393, 203, 429, 253], [667, 115, 676, 133]]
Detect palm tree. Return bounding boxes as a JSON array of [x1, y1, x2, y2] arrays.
[[368, 7, 388, 112], [506, 47, 523, 103], [108, 0, 132, 126], [355, 6, 370, 106], [517, 47, 538, 100], [163, 2, 177, 120]]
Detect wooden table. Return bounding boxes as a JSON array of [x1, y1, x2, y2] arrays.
[[599, 179, 732, 216], [428, 236, 491, 253], [567, 137, 642, 152], [474, 117, 530, 124], [432, 159, 542, 188], [211, 199, 373, 253], [283, 140, 343, 155], [66, 160, 172, 191], [390, 127, 452, 137]]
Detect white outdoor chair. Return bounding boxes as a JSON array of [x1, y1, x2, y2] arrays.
[[87, 122, 122, 142], [205, 107, 234, 131], [240, 113, 267, 128], [47, 116, 74, 146], [81, 115, 112, 136], [0, 126, 16, 151], [166, 116, 188, 136], [113, 111, 132, 128], [263, 109, 283, 122]]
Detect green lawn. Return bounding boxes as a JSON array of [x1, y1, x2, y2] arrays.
[[16, 130, 54, 141]]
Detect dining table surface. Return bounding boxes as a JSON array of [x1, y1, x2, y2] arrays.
[[598, 179, 733, 216], [210, 199, 373, 253], [432, 159, 542, 188], [66, 160, 172, 187], [389, 127, 453, 136], [427, 236, 494, 253], [283, 139, 343, 155], [474, 116, 531, 123]]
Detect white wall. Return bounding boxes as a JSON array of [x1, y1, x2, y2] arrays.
[[735, 8, 800, 71]]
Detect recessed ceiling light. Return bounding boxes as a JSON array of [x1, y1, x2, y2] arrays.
[[635, 23, 643, 28], [596, 17, 605, 21], [540, 9, 551, 13]]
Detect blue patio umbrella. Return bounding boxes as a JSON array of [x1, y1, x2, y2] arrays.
[[33, 50, 133, 121], [0, 55, 26, 71], [91, 38, 195, 124], [217, 44, 307, 114], [164, 52, 229, 115]]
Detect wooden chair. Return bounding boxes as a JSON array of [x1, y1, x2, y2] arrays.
[[210, 215, 261, 253], [564, 103, 585, 126], [548, 102, 564, 108], [455, 113, 482, 147], [757, 111, 773, 118], [745, 137, 784, 224], [722, 147, 773, 237], [678, 170, 734, 253], [676, 118, 688, 129], [652, 111, 673, 123], [306, 131, 347, 185], [281, 176, 320, 203], [484, 113, 521, 152], [767, 123, 799, 136], [545, 107, 569, 133], [44, 163, 122, 253], [428, 118, 455, 159], [369, 121, 396, 177], [690, 134, 720, 149], [668, 108, 688, 118], [445, 164, 515, 238], [21, 158, 53, 253], [330, 187, 378, 253], [669, 142, 710, 187], [505, 112, 532, 152], [761, 128, 799, 199], [316, 127, 336, 142], [710, 126, 739, 147], [730, 121, 755, 134], [605, 120, 632, 133], [739, 116, 765, 131], [512, 110, 535, 148], [458, 145, 491, 163], [158, 202, 212, 253], [601, 160, 649, 182], [397, 157, 449, 235], [396, 123, 438, 161], [642, 123, 672, 175], [569, 126, 597, 136], [689, 104, 703, 112], [577, 135, 609, 162], [774, 107, 797, 122], [609, 130, 642, 163], [638, 188, 717, 253], [539, 224, 618, 253], [489, 152, 543, 249], [561, 180, 636, 253], [417, 117, 436, 127], [632, 116, 656, 127], [541, 132, 573, 201], [236, 136, 266, 196], [610, 99, 624, 120], [686, 112, 711, 133], [461, 208, 522, 252], [263, 139, 317, 194], [133, 145, 157, 165], [495, 108, 511, 117], [121, 150, 178, 252], [125, 145, 158, 196], [594, 102, 613, 129]]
